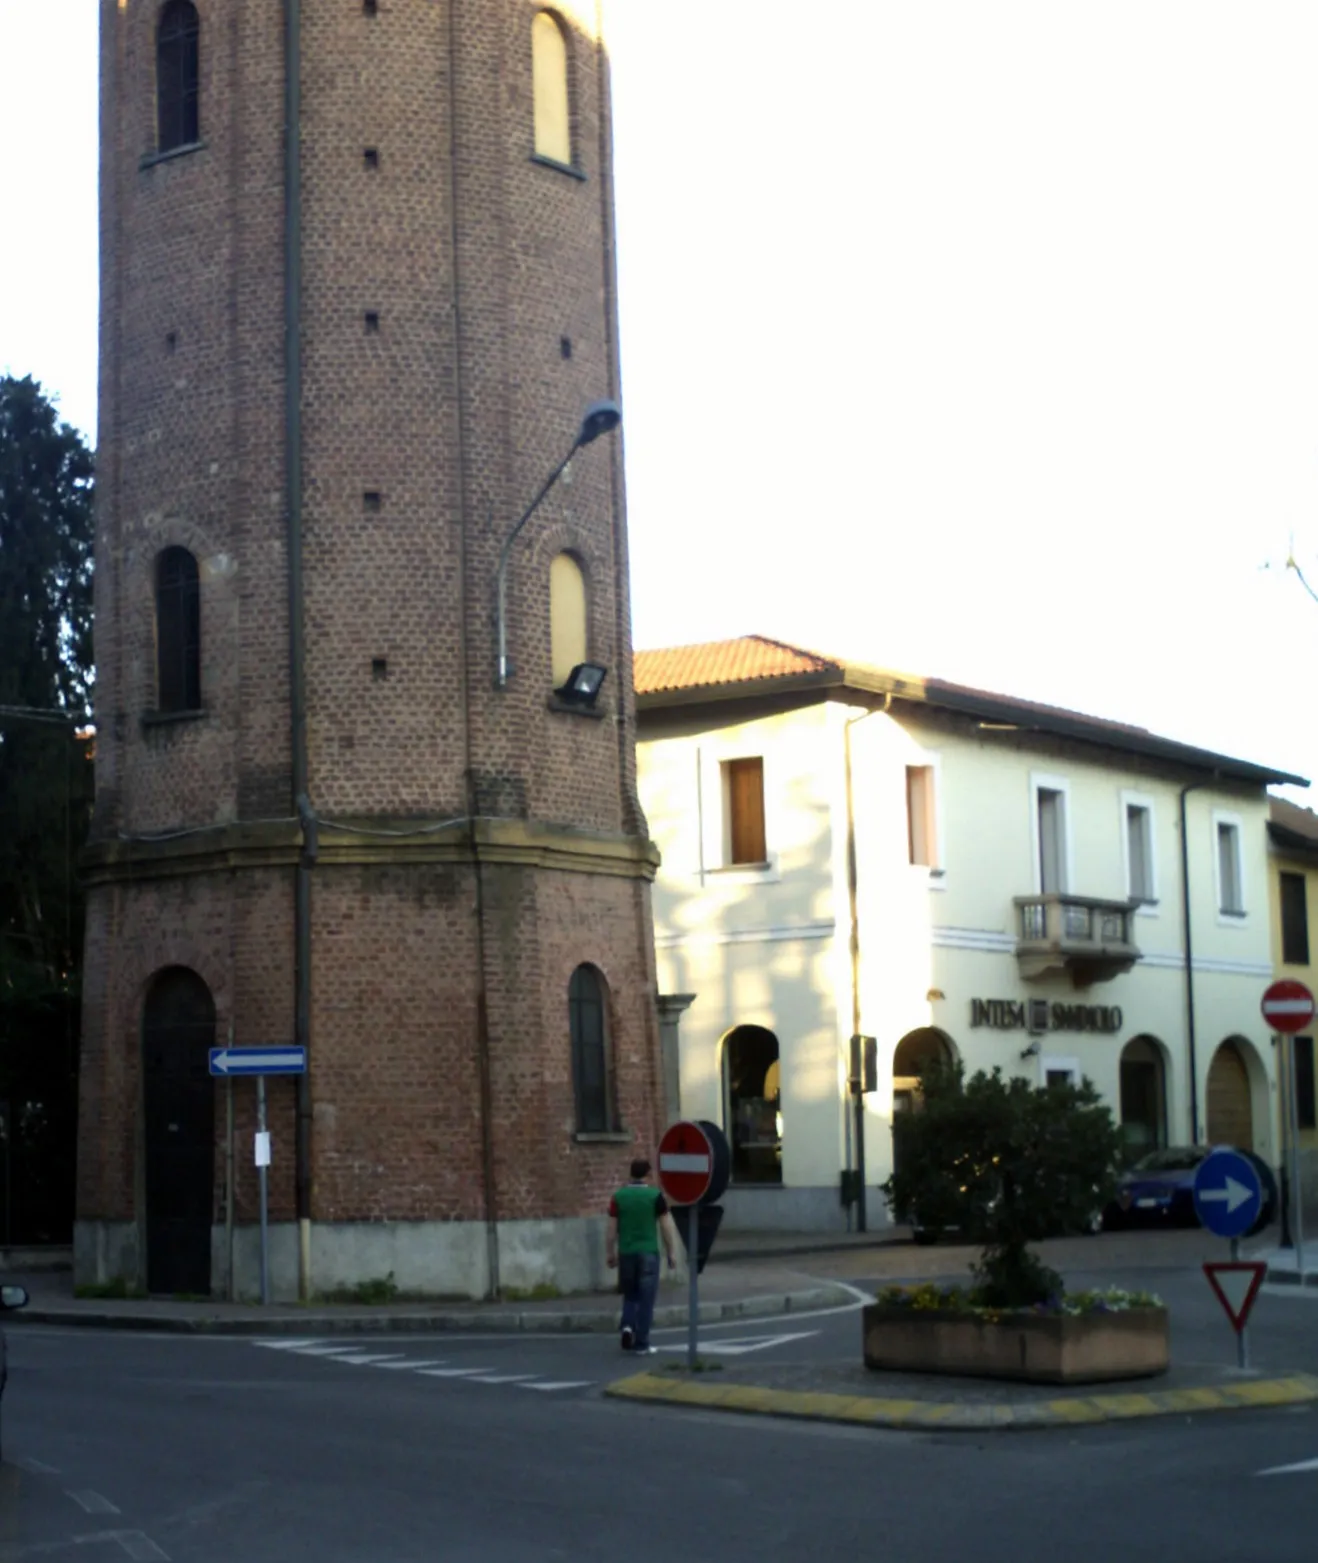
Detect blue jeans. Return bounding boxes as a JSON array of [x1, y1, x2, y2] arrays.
[[618, 1252, 660, 1348]]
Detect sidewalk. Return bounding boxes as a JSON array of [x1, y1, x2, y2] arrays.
[[7, 1260, 859, 1337]]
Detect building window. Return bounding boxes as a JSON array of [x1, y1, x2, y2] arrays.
[[1281, 871, 1309, 965], [1125, 802, 1155, 904], [155, 546, 201, 712], [723, 1025, 781, 1184], [549, 552, 587, 688], [1296, 1036, 1316, 1132], [157, 1, 200, 153], [722, 757, 766, 866], [1119, 1036, 1166, 1159], [531, 10, 571, 166], [569, 964, 612, 1133], [1035, 784, 1067, 893], [1216, 819, 1244, 916], [906, 765, 938, 868]]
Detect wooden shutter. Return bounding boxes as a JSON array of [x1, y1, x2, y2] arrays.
[[1206, 1043, 1252, 1150], [1281, 872, 1310, 965], [727, 758, 766, 864]]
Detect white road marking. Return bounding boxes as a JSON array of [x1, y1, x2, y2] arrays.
[[279, 1345, 364, 1357], [651, 1280, 873, 1334], [654, 1329, 819, 1356], [116, 1532, 171, 1561], [252, 1338, 324, 1350], [1259, 1456, 1318, 1476], [16, 1456, 60, 1475], [372, 1359, 449, 1371], [415, 1367, 494, 1378], [468, 1373, 538, 1384], [321, 1353, 409, 1365], [519, 1380, 592, 1392], [67, 1490, 120, 1515]]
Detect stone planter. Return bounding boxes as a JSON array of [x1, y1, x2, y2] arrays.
[[862, 1304, 1169, 1385]]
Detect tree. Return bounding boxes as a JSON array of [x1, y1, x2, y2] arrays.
[[883, 1061, 1122, 1308], [0, 374, 95, 1244]]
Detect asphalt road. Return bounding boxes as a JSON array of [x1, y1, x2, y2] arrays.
[[3, 1282, 1318, 1563]]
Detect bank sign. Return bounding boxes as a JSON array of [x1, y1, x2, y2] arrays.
[[970, 998, 1123, 1035]]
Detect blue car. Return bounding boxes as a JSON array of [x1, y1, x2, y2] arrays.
[[1104, 1146, 1217, 1228]]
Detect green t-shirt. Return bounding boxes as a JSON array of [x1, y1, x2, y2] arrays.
[[610, 1182, 668, 1256]]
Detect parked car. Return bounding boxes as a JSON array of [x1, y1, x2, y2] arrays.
[[1103, 1146, 1215, 1228], [1, 1283, 30, 1458]]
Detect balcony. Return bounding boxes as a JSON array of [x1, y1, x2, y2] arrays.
[[1013, 893, 1142, 987]]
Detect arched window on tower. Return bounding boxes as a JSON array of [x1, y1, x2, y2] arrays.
[[549, 552, 588, 689], [569, 964, 614, 1133], [155, 546, 201, 713], [531, 11, 572, 166], [157, 1, 201, 154]]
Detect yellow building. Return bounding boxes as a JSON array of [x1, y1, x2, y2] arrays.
[[1267, 800, 1318, 1208], [636, 636, 1308, 1232]]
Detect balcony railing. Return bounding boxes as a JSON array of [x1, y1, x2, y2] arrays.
[[1013, 893, 1141, 986]]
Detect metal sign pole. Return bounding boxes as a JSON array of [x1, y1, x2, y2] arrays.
[[1230, 1238, 1248, 1369], [257, 1075, 270, 1306], [1289, 1033, 1306, 1273], [687, 1205, 699, 1371]]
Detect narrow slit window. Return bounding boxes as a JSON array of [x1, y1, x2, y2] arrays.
[[1281, 871, 1309, 965], [1217, 821, 1243, 914], [157, 1, 200, 153], [1126, 803, 1153, 903], [155, 546, 201, 713], [531, 11, 572, 165], [569, 964, 612, 1133], [1037, 787, 1066, 893], [549, 553, 587, 688]]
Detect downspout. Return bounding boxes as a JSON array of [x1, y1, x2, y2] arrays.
[[843, 701, 887, 1232], [1179, 780, 1210, 1143], [284, 0, 313, 1301]]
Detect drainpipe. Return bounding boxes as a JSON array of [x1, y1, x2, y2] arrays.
[[284, 0, 313, 1301], [1179, 780, 1209, 1143], [843, 702, 886, 1231]]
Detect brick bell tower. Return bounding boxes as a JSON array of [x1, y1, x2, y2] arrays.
[[79, 0, 664, 1301]]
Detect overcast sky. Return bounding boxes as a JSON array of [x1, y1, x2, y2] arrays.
[[2, 2, 1316, 798]]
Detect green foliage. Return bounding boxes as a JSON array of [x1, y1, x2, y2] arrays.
[[75, 1278, 147, 1300], [318, 1272, 400, 1305], [0, 375, 94, 1245], [882, 1061, 1122, 1307], [502, 1282, 562, 1302], [873, 1282, 1163, 1318]]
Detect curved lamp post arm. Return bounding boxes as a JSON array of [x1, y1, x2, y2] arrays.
[[495, 436, 582, 689]]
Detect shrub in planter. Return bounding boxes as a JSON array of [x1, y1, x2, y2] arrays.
[[882, 1062, 1122, 1309]]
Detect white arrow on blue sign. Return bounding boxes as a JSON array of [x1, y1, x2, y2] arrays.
[[208, 1046, 307, 1078], [1192, 1148, 1262, 1239]]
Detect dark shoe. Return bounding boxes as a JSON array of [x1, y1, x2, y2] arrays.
[[620, 1326, 635, 1351]]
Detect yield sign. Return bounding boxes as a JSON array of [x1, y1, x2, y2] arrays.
[[1203, 1261, 1266, 1332]]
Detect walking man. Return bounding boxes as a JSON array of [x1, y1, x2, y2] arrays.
[[606, 1157, 677, 1354]]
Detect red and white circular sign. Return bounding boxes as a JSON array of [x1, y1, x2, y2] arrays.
[[657, 1120, 714, 1207], [1261, 979, 1316, 1035]]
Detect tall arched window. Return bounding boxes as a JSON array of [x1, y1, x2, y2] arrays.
[[157, 1, 201, 153], [550, 552, 587, 687], [569, 964, 612, 1133], [155, 547, 201, 712], [531, 11, 571, 165], [723, 1025, 782, 1184]]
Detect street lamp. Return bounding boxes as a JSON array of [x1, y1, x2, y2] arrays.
[[495, 399, 622, 690]]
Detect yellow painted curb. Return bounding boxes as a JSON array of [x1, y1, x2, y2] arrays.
[[603, 1371, 1318, 1432]]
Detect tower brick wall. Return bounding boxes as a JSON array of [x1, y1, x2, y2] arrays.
[[79, 0, 663, 1301]]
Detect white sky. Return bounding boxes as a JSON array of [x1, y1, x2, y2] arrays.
[[2, 2, 1316, 797]]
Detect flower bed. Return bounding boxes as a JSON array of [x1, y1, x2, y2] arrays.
[[863, 1285, 1169, 1385]]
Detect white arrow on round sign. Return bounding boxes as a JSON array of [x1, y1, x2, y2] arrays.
[[1197, 1175, 1254, 1215]]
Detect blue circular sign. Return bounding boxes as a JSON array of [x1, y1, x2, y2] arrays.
[[1192, 1148, 1263, 1239]]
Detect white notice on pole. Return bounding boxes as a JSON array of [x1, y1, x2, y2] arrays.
[[254, 1131, 272, 1168]]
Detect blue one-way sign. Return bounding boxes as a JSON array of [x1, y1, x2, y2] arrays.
[[1192, 1148, 1262, 1239], [208, 1046, 307, 1078]]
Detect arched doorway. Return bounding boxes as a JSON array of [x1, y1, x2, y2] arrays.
[[722, 1025, 781, 1184], [143, 968, 216, 1295], [891, 1028, 955, 1172], [1119, 1036, 1167, 1161], [1206, 1039, 1253, 1151]]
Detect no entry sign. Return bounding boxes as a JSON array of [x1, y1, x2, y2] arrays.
[[657, 1120, 714, 1207], [1261, 979, 1316, 1035]]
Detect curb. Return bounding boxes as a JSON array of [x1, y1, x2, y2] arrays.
[[1265, 1267, 1318, 1290], [603, 1370, 1318, 1431], [9, 1283, 855, 1337]]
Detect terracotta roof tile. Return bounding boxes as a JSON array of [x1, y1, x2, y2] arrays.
[[633, 636, 839, 696], [1270, 797, 1318, 843]]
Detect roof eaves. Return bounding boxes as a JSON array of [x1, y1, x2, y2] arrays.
[[635, 666, 846, 711]]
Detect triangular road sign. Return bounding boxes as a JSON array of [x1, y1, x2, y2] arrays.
[[1203, 1261, 1266, 1332]]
